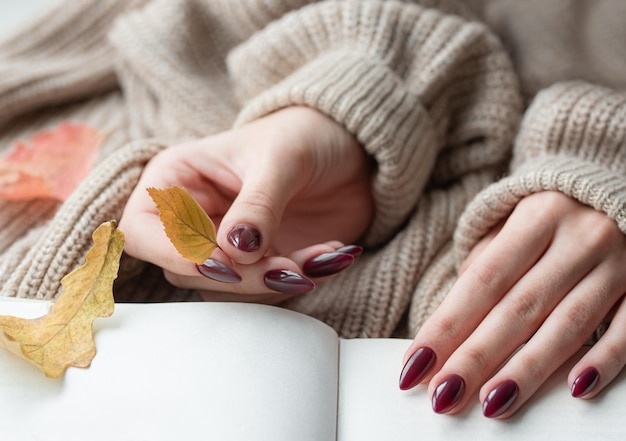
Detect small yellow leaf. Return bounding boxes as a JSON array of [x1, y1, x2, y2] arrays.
[[147, 186, 219, 264], [0, 221, 123, 378]]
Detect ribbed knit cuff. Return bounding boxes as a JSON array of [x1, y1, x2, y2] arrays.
[[454, 81, 626, 263], [228, 0, 521, 246]]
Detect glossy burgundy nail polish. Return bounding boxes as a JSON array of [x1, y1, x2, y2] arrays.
[[483, 379, 519, 418], [572, 367, 600, 398], [432, 374, 465, 414], [303, 252, 354, 278], [196, 259, 242, 283], [227, 224, 261, 252], [399, 347, 436, 390], [264, 270, 315, 295], [335, 245, 363, 257]]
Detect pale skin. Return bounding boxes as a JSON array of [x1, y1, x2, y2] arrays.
[[405, 191, 626, 417], [120, 106, 374, 303], [120, 106, 626, 418]]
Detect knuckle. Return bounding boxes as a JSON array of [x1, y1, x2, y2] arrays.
[[508, 292, 542, 323], [562, 302, 596, 341], [602, 341, 626, 372], [517, 192, 562, 218], [433, 315, 462, 341], [466, 260, 501, 293], [462, 345, 491, 372], [582, 214, 620, 251], [239, 190, 280, 225]]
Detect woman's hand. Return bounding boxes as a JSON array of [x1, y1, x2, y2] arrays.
[[400, 191, 626, 418], [119, 106, 373, 303]]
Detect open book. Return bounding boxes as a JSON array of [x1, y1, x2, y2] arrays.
[[0, 298, 624, 440]]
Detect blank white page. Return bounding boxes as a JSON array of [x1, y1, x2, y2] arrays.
[[0, 301, 340, 441]]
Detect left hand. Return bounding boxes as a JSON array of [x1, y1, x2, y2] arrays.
[[400, 191, 626, 418], [119, 106, 374, 303]]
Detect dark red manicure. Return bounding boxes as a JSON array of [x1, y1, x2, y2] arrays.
[[264, 270, 315, 295], [432, 374, 465, 414], [572, 367, 600, 398], [483, 379, 519, 418], [196, 259, 242, 283], [335, 245, 363, 257], [399, 347, 436, 390], [227, 224, 261, 252], [303, 252, 354, 278]]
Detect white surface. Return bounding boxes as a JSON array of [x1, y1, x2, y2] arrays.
[[2, 300, 626, 439], [0, 302, 339, 441], [338, 340, 626, 440]]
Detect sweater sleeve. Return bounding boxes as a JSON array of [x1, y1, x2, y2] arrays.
[[226, 0, 522, 247], [454, 81, 626, 263], [0, 0, 148, 130]]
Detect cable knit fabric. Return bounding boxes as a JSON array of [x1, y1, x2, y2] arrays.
[[0, 0, 624, 339]]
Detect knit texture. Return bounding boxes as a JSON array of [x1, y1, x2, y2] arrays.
[[454, 82, 626, 264], [0, 0, 624, 339], [465, 0, 626, 100]]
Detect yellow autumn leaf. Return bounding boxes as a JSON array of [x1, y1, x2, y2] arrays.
[[147, 186, 219, 264], [0, 221, 123, 378]]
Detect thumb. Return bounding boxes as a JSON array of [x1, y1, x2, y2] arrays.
[[217, 156, 300, 265]]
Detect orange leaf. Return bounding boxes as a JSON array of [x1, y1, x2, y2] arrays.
[[147, 186, 219, 264], [0, 221, 123, 378], [0, 122, 104, 201]]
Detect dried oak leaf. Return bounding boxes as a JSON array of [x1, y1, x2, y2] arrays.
[[0, 122, 104, 201], [147, 186, 219, 264], [0, 221, 123, 378]]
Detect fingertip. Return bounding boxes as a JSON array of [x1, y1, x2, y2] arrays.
[[196, 258, 242, 283], [302, 252, 354, 278], [571, 366, 600, 398], [482, 379, 519, 418], [264, 269, 315, 295], [399, 346, 436, 390], [227, 223, 262, 253], [218, 222, 268, 264]]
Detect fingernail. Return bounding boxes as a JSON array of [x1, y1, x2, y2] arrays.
[[303, 252, 354, 278], [196, 259, 242, 283], [227, 224, 261, 252], [264, 270, 315, 295], [399, 347, 436, 390], [483, 379, 519, 418], [335, 245, 363, 257], [571, 367, 600, 398], [432, 374, 465, 414]]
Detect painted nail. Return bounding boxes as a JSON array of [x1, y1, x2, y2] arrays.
[[399, 347, 436, 390], [335, 245, 363, 258], [227, 224, 261, 252], [571, 367, 600, 398], [303, 252, 354, 278], [432, 374, 465, 414], [264, 270, 315, 295], [196, 259, 242, 283], [483, 380, 519, 418]]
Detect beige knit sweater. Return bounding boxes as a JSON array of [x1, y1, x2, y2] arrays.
[[0, 0, 624, 339]]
